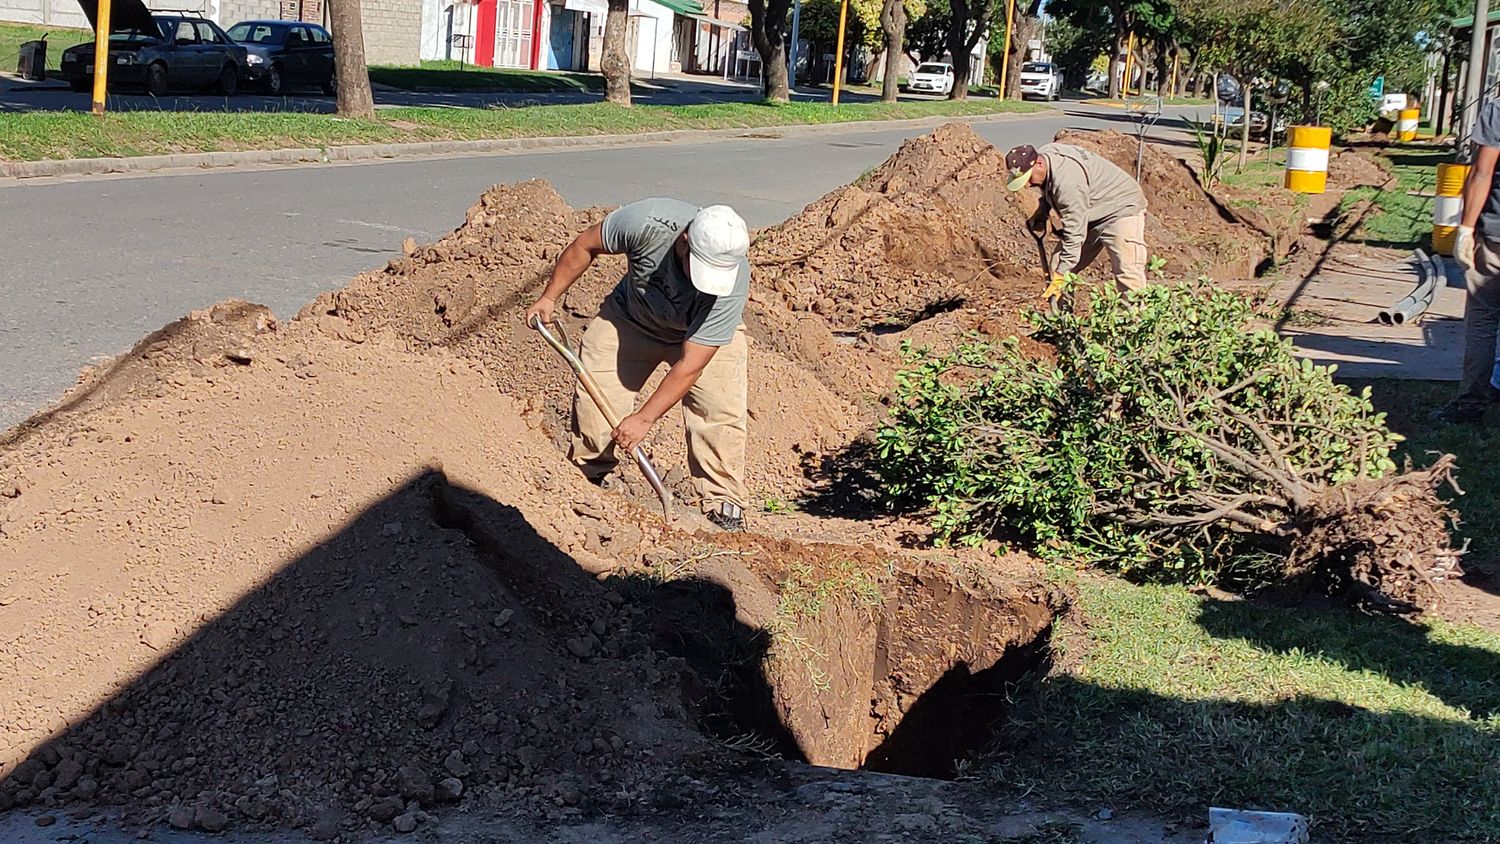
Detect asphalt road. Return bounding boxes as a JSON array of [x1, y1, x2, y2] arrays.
[[0, 102, 1201, 427]]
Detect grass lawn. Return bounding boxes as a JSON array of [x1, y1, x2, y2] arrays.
[[0, 20, 91, 73], [988, 574, 1500, 843], [983, 377, 1499, 842], [0, 97, 1045, 161], [1337, 145, 1447, 250], [368, 60, 604, 93]]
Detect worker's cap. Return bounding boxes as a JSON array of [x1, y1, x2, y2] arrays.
[[1005, 144, 1040, 191], [686, 205, 749, 297]]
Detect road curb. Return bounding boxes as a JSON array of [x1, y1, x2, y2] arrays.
[[0, 108, 1053, 181]]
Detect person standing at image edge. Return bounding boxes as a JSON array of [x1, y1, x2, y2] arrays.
[[1441, 99, 1500, 425]]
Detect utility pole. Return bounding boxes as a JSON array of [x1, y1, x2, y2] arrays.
[[1461, 0, 1491, 149], [789, 0, 801, 90], [831, 0, 849, 104], [90, 0, 112, 116], [997, 0, 1016, 99]]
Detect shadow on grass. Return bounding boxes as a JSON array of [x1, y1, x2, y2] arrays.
[[1196, 599, 1500, 718], [986, 594, 1500, 842]]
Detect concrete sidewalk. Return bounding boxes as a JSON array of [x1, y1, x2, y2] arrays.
[[1269, 244, 1464, 382]]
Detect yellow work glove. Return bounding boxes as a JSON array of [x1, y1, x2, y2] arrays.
[[1042, 275, 1067, 300]]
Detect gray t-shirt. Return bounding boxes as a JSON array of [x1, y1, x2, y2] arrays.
[[601, 198, 749, 347], [1476, 101, 1500, 237]]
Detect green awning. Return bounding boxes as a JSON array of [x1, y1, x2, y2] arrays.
[[649, 0, 706, 16]]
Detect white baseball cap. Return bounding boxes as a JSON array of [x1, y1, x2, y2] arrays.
[[686, 205, 749, 296]]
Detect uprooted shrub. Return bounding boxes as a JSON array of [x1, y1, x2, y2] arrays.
[[876, 281, 1462, 611]]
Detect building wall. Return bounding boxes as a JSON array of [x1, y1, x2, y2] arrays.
[[0, 0, 91, 29], [359, 0, 421, 64], [626, 0, 670, 76]]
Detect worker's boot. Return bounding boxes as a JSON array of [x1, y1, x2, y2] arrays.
[[706, 501, 745, 532]]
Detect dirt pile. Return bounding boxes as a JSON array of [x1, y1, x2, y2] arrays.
[[0, 161, 1058, 839], [299, 179, 866, 505], [1053, 129, 1266, 277], [750, 125, 1271, 345], [751, 123, 1041, 335]]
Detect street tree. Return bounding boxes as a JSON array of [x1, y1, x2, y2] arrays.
[[881, 0, 911, 100], [601, 0, 632, 105], [327, 0, 375, 119], [944, 0, 995, 99], [749, 0, 794, 101], [1180, 0, 1328, 165], [904, 0, 950, 63]]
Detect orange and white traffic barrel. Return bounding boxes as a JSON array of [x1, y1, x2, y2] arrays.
[[1398, 108, 1420, 141], [1284, 126, 1331, 194], [1432, 162, 1468, 255]]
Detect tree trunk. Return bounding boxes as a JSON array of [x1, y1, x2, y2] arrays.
[[1107, 28, 1125, 98], [749, 0, 791, 101], [879, 0, 906, 102], [1004, 16, 1038, 99], [946, 0, 972, 100], [327, 0, 374, 119], [601, 0, 632, 105], [1180, 56, 1197, 98], [945, 0, 989, 100]]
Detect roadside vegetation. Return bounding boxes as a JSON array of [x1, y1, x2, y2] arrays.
[[368, 60, 605, 93], [878, 282, 1456, 609], [0, 98, 1044, 161], [986, 571, 1500, 843], [0, 21, 90, 73], [1338, 146, 1445, 251]]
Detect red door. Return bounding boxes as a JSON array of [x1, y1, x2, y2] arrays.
[[475, 0, 497, 67]]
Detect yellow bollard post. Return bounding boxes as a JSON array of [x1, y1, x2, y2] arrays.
[[1121, 32, 1135, 98], [90, 0, 113, 117], [997, 0, 1016, 100], [1169, 52, 1178, 98], [1433, 163, 1469, 255], [831, 0, 849, 105], [1398, 107, 1421, 142], [1284, 125, 1331, 194]]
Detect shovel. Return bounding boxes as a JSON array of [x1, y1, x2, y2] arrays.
[[530, 315, 674, 522]]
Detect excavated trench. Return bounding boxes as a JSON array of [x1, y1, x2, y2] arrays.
[[434, 468, 1060, 780]]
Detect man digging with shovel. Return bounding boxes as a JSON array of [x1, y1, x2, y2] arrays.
[[525, 199, 751, 531], [1005, 143, 1151, 300]]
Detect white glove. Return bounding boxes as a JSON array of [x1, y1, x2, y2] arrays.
[[1456, 225, 1476, 270]]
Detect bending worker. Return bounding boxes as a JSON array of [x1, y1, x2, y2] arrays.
[[1005, 142, 1150, 295], [1438, 96, 1500, 426], [524, 199, 751, 531]]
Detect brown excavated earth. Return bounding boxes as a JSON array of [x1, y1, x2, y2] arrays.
[[751, 124, 1268, 346], [0, 125, 1112, 840]]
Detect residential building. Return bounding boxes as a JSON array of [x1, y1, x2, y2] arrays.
[[2, 0, 420, 66]]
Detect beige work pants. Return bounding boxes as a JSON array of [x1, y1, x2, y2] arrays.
[[1075, 212, 1149, 292], [568, 303, 749, 512]]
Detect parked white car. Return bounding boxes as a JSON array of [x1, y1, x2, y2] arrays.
[[1019, 61, 1063, 100], [906, 62, 955, 96]]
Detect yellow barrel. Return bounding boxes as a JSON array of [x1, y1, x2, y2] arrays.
[[1432, 162, 1469, 255], [1398, 107, 1421, 141], [1284, 125, 1332, 194]]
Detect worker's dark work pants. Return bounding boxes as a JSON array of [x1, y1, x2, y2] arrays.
[[1456, 236, 1500, 408]]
